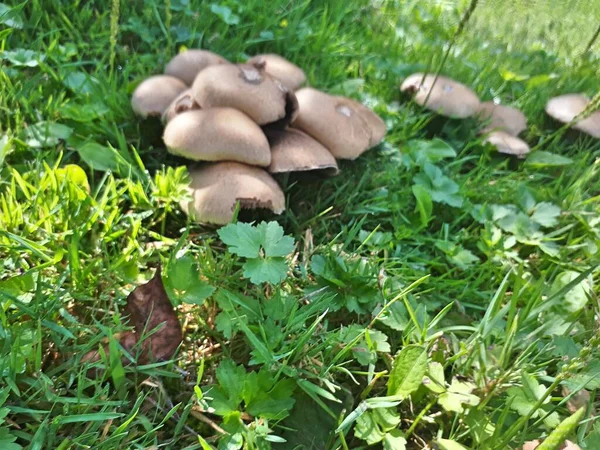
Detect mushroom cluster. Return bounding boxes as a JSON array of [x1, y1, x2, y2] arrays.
[[131, 50, 386, 224], [400, 73, 531, 157]]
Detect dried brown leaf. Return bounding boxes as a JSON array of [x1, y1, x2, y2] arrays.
[[83, 267, 183, 368]]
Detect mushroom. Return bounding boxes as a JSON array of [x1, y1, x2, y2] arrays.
[[161, 89, 201, 124], [163, 109, 271, 166], [400, 73, 480, 118], [266, 128, 339, 175], [478, 101, 527, 136], [131, 75, 187, 118], [182, 162, 285, 225], [483, 131, 530, 158], [192, 63, 298, 126], [247, 54, 306, 91], [293, 88, 383, 159], [545, 94, 600, 138], [165, 49, 229, 86], [337, 96, 386, 147]]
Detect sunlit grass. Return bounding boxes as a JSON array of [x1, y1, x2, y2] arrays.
[[0, 0, 599, 449]]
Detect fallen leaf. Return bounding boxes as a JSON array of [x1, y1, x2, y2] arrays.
[[83, 267, 183, 368]]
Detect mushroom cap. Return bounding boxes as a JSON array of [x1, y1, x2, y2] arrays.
[[484, 131, 530, 157], [267, 128, 339, 175], [161, 88, 201, 124], [182, 162, 285, 225], [163, 109, 271, 166], [165, 49, 229, 86], [337, 96, 386, 147], [478, 101, 527, 136], [192, 63, 296, 125], [545, 94, 600, 138], [247, 54, 306, 91], [400, 73, 480, 118], [131, 75, 187, 118], [293, 88, 374, 160]]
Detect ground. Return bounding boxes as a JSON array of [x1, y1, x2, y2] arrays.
[[0, 1, 599, 449]]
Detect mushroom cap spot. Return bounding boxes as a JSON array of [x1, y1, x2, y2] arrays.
[[545, 94, 600, 138], [192, 64, 292, 125], [165, 49, 229, 86], [161, 89, 201, 124], [182, 162, 285, 225], [336, 96, 386, 146], [267, 128, 339, 175], [163, 109, 271, 166], [400, 73, 481, 118], [131, 75, 187, 118], [484, 131, 530, 157], [247, 54, 306, 91], [293, 88, 373, 160], [478, 102, 527, 136]]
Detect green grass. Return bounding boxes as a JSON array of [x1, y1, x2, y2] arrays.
[[1, 0, 599, 449]]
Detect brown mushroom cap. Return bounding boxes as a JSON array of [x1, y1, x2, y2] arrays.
[[484, 131, 530, 158], [400, 73, 481, 118], [192, 63, 296, 125], [163, 109, 271, 166], [165, 49, 229, 86], [545, 94, 600, 138], [478, 101, 527, 136], [267, 128, 339, 175], [337, 96, 386, 147], [131, 75, 187, 118], [161, 89, 201, 124], [293, 88, 378, 160], [247, 54, 306, 91], [182, 162, 285, 225]]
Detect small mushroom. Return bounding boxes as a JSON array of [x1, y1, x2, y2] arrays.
[[163, 109, 271, 166], [131, 75, 188, 118], [545, 94, 600, 138], [182, 162, 285, 225], [247, 54, 306, 91], [192, 63, 298, 126], [483, 131, 530, 158], [165, 49, 229, 86], [293, 88, 382, 159], [266, 128, 339, 175], [161, 89, 201, 124], [400, 73, 480, 118], [478, 101, 527, 136]]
